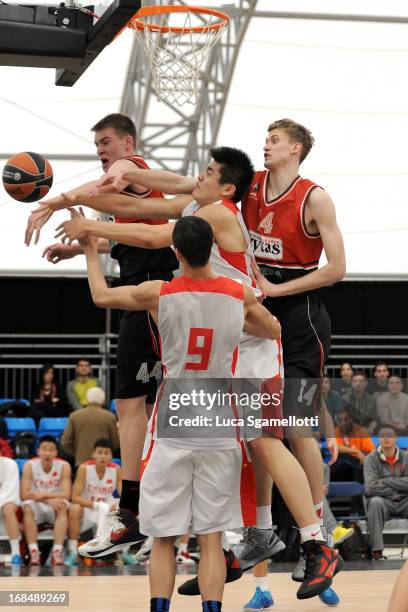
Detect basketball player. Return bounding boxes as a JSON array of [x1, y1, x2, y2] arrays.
[[77, 215, 281, 612], [55, 147, 343, 599], [21, 435, 71, 566], [0, 449, 21, 565], [25, 113, 178, 553], [388, 560, 408, 612], [65, 439, 124, 566]]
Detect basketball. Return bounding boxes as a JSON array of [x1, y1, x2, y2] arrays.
[[2, 152, 53, 203]]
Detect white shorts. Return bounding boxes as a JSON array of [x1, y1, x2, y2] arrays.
[[139, 442, 244, 537], [80, 507, 100, 533], [22, 500, 69, 525], [239, 332, 283, 379]]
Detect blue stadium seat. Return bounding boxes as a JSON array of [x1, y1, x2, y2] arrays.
[[4, 417, 36, 437], [15, 458, 28, 476], [398, 436, 408, 450], [0, 398, 30, 406], [110, 399, 117, 413], [112, 458, 121, 466], [371, 436, 380, 447], [38, 417, 68, 439]]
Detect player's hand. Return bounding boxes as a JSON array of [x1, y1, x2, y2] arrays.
[[90, 173, 121, 195], [46, 499, 68, 511], [28, 491, 44, 501], [325, 437, 338, 465], [42, 242, 79, 264], [25, 204, 54, 246], [55, 207, 88, 244], [251, 259, 282, 298]]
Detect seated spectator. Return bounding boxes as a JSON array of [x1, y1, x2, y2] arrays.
[[333, 362, 354, 397], [0, 437, 13, 459], [66, 359, 100, 411], [369, 361, 390, 397], [28, 364, 69, 425], [65, 439, 133, 566], [60, 388, 119, 467], [343, 370, 378, 434], [331, 408, 376, 484], [364, 427, 408, 560], [322, 462, 354, 545], [377, 375, 408, 434], [0, 447, 21, 565], [321, 375, 346, 422], [21, 435, 71, 566]]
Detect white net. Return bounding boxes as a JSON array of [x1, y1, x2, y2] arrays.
[[130, 8, 229, 107]]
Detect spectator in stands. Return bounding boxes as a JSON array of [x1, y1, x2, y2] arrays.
[[334, 362, 354, 396], [343, 370, 378, 434], [364, 427, 408, 560], [29, 364, 68, 424], [65, 439, 134, 566], [0, 438, 13, 459], [0, 447, 21, 565], [60, 388, 119, 467], [331, 408, 376, 483], [21, 435, 71, 566], [321, 374, 346, 421], [369, 361, 391, 397], [66, 359, 100, 411], [377, 375, 408, 434]]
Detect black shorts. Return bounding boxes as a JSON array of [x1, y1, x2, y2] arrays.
[[264, 292, 331, 419], [115, 309, 162, 403]]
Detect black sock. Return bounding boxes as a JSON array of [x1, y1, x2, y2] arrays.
[[119, 479, 140, 514], [202, 601, 222, 612], [150, 598, 170, 612]]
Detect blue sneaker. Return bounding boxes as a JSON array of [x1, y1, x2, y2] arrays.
[[64, 552, 79, 567], [319, 587, 340, 607], [10, 554, 22, 566], [243, 587, 274, 611]]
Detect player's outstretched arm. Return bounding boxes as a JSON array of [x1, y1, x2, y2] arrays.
[[243, 284, 281, 339], [56, 207, 175, 249], [253, 189, 346, 298], [80, 231, 162, 311], [98, 166, 196, 196], [42, 238, 110, 265]]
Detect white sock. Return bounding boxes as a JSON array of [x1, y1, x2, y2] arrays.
[[314, 501, 324, 527], [299, 523, 323, 543], [177, 542, 188, 554], [221, 532, 230, 550], [255, 576, 269, 592], [52, 544, 63, 552], [256, 506, 272, 530], [68, 540, 78, 553], [10, 539, 20, 556], [29, 543, 39, 552]]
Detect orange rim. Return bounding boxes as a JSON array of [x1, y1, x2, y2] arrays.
[[129, 5, 230, 34]]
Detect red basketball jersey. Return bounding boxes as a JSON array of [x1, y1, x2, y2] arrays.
[[242, 172, 323, 271]]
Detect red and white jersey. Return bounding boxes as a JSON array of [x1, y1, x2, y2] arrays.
[[29, 458, 68, 494], [182, 199, 260, 296], [81, 461, 118, 504], [242, 172, 323, 271], [108, 155, 167, 226], [158, 275, 244, 379]]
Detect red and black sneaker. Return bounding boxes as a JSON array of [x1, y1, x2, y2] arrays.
[[78, 508, 146, 558], [177, 548, 243, 596], [296, 540, 344, 600]]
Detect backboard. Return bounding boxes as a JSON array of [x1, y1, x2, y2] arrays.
[[0, 0, 141, 86]]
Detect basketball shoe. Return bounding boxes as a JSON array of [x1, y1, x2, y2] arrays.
[[243, 586, 274, 610], [78, 508, 145, 558], [134, 536, 153, 562], [51, 549, 64, 566], [296, 540, 344, 600], [239, 527, 286, 572], [178, 548, 242, 596], [318, 587, 340, 606], [29, 548, 41, 566], [292, 528, 338, 582], [175, 550, 196, 565]]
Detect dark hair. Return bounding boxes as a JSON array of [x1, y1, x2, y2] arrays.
[[374, 361, 389, 371], [93, 438, 113, 451], [40, 364, 54, 380], [209, 146, 254, 203], [77, 359, 91, 366], [353, 370, 368, 380], [91, 113, 137, 146], [172, 216, 213, 268], [39, 435, 58, 449]]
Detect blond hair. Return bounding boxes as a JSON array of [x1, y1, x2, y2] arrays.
[[268, 118, 315, 163]]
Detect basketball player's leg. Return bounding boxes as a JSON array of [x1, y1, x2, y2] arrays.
[[1, 503, 21, 563], [65, 504, 83, 565], [388, 560, 408, 612], [197, 532, 226, 602], [243, 560, 274, 611], [149, 536, 178, 601], [22, 503, 38, 549]]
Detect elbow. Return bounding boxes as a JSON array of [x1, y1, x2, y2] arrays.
[[94, 295, 111, 309], [269, 317, 281, 340], [332, 260, 346, 283]]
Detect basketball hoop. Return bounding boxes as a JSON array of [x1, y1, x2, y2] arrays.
[[128, 5, 230, 106]]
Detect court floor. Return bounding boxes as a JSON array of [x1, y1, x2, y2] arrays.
[[1, 569, 399, 611]]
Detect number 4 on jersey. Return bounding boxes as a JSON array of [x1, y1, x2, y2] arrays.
[[258, 211, 274, 234]]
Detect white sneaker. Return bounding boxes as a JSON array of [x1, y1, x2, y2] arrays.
[[134, 536, 153, 562], [175, 550, 196, 565], [78, 508, 144, 558]]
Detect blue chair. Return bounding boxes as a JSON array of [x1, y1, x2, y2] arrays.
[[397, 436, 408, 450], [0, 398, 30, 406], [38, 417, 68, 439], [328, 481, 366, 521], [4, 417, 36, 437], [112, 458, 121, 466], [110, 399, 117, 413], [371, 436, 380, 447], [15, 458, 28, 476]]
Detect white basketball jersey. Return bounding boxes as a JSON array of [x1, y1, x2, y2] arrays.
[[29, 458, 67, 494], [82, 461, 118, 503]]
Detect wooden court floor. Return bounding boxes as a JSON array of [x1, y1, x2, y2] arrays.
[[1, 570, 398, 611]]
